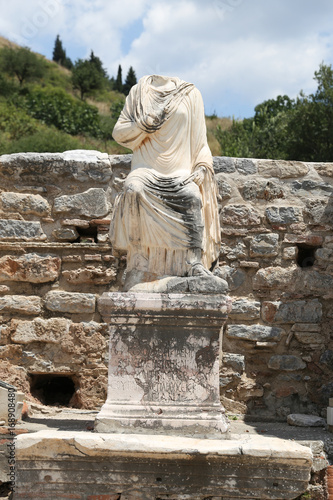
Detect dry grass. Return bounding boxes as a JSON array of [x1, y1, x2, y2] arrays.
[[0, 35, 20, 49], [206, 116, 233, 156], [86, 99, 110, 115]]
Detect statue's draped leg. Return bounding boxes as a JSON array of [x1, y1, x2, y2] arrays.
[[111, 169, 204, 278]]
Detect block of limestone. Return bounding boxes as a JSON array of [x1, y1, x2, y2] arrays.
[[95, 292, 231, 438]]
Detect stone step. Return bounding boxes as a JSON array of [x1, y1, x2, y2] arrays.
[[15, 430, 312, 499]]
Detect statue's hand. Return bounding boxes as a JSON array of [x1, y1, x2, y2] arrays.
[[181, 166, 206, 187], [192, 165, 207, 186]]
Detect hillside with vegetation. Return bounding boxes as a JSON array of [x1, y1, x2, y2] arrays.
[[0, 38, 134, 156], [0, 36, 332, 161]]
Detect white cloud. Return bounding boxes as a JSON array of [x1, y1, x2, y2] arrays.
[[121, 0, 333, 116], [0, 0, 332, 116]]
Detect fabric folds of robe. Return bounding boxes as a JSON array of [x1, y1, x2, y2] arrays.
[[111, 75, 221, 277]]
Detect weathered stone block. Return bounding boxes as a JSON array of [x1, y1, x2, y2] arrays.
[[258, 160, 309, 178], [229, 299, 260, 320], [52, 227, 79, 241], [221, 205, 261, 226], [287, 414, 326, 427], [227, 324, 284, 342], [292, 179, 333, 194], [268, 355, 306, 371], [44, 291, 96, 314], [0, 254, 61, 283], [237, 378, 264, 399], [314, 163, 333, 178], [220, 241, 247, 260], [0, 383, 24, 424], [250, 233, 279, 257], [187, 276, 229, 294], [0, 192, 50, 216], [255, 267, 333, 293], [0, 220, 46, 241], [239, 260, 259, 268], [0, 295, 41, 315], [61, 218, 90, 228], [15, 430, 313, 500], [301, 270, 333, 293], [62, 266, 117, 285], [283, 246, 298, 259], [315, 248, 333, 261], [54, 188, 108, 217], [294, 331, 324, 345], [242, 179, 286, 201], [222, 353, 245, 373], [291, 323, 321, 332], [215, 266, 245, 291], [215, 176, 232, 199], [242, 179, 260, 200], [0, 151, 112, 184], [96, 292, 230, 437], [253, 266, 296, 290], [213, 156, 236, 173], [262, 300, 322, 324], [11, 318, 71, 344], [284, 234, 323, 246], [319, 350, 333, 370], [265, 206, 303, 224], [109, 153, 132, 171], [235, 158, 257, 175]]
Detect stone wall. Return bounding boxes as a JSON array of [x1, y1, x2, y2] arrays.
[[0, 150, 332, 418]]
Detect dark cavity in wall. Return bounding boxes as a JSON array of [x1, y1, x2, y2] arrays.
[[75, 225, 98, 243], [29, 373, 77, 407], [296, 244, 320, 268]]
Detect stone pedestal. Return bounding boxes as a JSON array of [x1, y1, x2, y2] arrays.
[[95, 292, 231, 437]]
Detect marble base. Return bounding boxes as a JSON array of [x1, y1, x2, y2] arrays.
[[95, 292, 231, 437], [15, 430, 312, 499]]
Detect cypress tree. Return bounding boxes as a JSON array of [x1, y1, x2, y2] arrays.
[[114, 64, 123, 93], [52, 35, 66, 64], [52, 35, 72, 69], [123, 66, 137, 96], [89, 51, 107, 78]]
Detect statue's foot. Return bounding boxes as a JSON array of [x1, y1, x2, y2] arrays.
[[189, 262, 214, 278]]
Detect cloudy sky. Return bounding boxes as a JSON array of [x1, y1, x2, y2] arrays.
[[0, 0, 332, 117]]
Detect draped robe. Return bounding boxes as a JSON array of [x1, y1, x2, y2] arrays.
[[111, 75, 220, 279]]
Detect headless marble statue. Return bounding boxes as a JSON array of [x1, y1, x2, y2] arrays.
[[111, 75, 221, 289]]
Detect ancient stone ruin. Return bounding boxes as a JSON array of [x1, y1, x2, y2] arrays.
[[0, 149, 332, 498], [0, 151, 331, 420]]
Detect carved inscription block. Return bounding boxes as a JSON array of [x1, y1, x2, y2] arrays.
[[95, 292, 230, 437]]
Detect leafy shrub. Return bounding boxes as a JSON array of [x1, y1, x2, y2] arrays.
[[24, 87, 100, 136], [0, 100, 38, 140]]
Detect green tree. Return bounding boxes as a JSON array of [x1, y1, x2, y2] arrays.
[[0, 46, 46, 86], [72, 58, 104, 99], [254, 95, 294, 126], [287, 64, 333, 161], [52, 35, 65, 64], [123, 66, 137, 96], [89, 51, 108, 79], [114, 64, 123, 93], [52, 35, 72, 70], [215, 64, 333, 162], [215, 118, 254, 158]]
